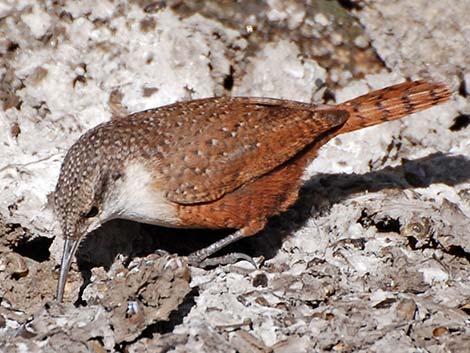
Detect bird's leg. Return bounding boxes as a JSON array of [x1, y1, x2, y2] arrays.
[[187, 229, 256, 267], [187, 221, 266, 268]]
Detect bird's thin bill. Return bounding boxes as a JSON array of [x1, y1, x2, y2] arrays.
[[57, 237, 80, 302]]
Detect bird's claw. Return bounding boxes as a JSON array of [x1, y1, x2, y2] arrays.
[[187, 252, 258, 269]]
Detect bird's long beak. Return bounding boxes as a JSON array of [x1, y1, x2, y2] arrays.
[[57, 237, 81, 302]]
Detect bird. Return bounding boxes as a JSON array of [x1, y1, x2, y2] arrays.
[[53, 80, 451, 302]]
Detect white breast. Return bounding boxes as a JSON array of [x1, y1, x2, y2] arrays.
[[100, 162, 182, 227]]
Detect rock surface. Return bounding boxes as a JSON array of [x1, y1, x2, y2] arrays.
[[1, 1, 469, 352]]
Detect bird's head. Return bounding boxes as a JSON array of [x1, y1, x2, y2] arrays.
[[53, 125, 119, 302]]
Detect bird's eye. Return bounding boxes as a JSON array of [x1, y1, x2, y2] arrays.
[[84, 206, 99, 218]]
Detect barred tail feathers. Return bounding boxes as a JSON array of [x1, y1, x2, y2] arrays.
[[336, 80, 452, 134]]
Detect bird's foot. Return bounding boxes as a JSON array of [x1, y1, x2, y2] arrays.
[[186, 227, 262, 269], [187, 252, 258, 268]]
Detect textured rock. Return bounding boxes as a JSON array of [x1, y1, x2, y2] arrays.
[[0, 1, 469, 352]]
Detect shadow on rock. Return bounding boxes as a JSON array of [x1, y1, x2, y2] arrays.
[[77, 152, 470, 273]]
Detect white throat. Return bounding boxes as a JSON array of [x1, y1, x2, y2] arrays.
[[99, 162, 181, 227]]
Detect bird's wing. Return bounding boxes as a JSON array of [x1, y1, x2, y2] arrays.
[[144, 97, 349, 204]]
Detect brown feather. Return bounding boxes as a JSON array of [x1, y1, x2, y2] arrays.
[[337, 80, 451, 133], [147, 97, 349, 204], [176, 80, 452, 231]]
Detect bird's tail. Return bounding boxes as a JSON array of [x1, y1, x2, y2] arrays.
[[336, 80, 452, 134]]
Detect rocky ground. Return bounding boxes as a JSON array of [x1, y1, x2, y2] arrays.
[[0, 1, 469, 352]]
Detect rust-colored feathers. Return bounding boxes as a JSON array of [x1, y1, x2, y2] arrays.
[[156, 98, 349, 205], [337, 80, 451, 134], [157, 80, 451, 206], [174, 80, 451, 230], [55, 80, 451, 232]]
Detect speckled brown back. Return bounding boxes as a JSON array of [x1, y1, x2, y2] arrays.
[[55, 80, 451, 237], [141, 97, 349, 204], [175, 81, 452, 230], [54, 97, 348, 229]]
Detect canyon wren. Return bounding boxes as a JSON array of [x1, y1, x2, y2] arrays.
[[54, 80, 451, 302]]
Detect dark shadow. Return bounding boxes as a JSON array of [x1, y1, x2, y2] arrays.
[[144, 287, 199, 335], [77, 152, 470, 272], [13, 236, 53, 263], [338, 0, 363, 11]]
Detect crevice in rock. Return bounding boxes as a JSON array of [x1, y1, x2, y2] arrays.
[[449, 114, 470, 132], [445, 245, 470, 262], [357, 209, 401, 234], [338, 0, 364, 11], [223, 66, 234, 91], [458, 78, 468, 97], [12, 236, 52, 263]]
